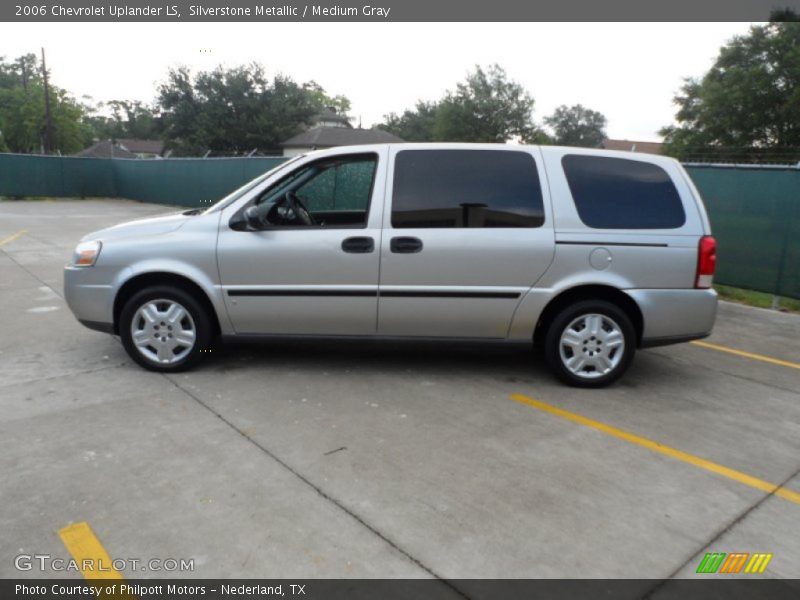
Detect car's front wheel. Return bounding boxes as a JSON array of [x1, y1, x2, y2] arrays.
[[120, 286, 212, 372], [544, 300, 636, 387]]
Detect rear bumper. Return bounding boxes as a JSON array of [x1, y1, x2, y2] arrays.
[[625, 288, 718, 347]]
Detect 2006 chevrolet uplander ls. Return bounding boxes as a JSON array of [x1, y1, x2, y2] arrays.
[[64, 144, 718, 387]]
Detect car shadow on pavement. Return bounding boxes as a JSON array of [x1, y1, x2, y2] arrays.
[[206, 336, 675, 383], [209, 337, 545, 378]]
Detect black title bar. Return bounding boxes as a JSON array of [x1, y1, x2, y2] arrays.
[[4, 0, 800, 22], [4, 579, 800, 600]]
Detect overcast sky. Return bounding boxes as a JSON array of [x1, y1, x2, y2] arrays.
[[1, 22, 755, 141]]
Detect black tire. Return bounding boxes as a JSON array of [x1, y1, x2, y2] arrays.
[[119, 285, 213, 372], [543, 299, 636, 388]]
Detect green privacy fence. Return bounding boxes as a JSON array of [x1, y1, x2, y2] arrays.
[[113, 156, 285, 206], [685, 164, 799, 300], [0, 153, 798, 299], [0, 154, 117, 197], [0, 153, 285, 206]]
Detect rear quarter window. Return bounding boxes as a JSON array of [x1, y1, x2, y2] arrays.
[[561, 155, 686, 229]]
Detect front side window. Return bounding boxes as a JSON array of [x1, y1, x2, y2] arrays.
[[562, 155, 686, 229], [295, 159, 376, 214], [249, 153, 377, 228], [391, 150, 545, 228]]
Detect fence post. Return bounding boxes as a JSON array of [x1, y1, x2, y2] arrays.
[[771, 167, 797, 308]]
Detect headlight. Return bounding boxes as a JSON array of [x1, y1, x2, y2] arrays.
[[72, 240, 102, 267]]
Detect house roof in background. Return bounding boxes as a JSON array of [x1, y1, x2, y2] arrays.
[[313, 107, 352, 127], [74, 140, 137, 159], [74, 138, 165, 159], [281, 127, 404, 148], [601, 139, 663, 155], [117, 138, 165, 155]]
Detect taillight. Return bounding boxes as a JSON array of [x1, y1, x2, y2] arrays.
[[696, 235, 717, 289]]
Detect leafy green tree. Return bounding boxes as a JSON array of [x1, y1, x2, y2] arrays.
[[0, 85, 89, 153], [0, 53, 40, 91], [379, 65, 544, 143], [0, 53, 94, 154], [661, 22, 800, 161], [82, 99, 162, 142], [379, 101, 439, 141], [544, 104, 607, 147], [0, 53, 92, 154], [157, 63, 350, 155], [304, 81, 352, 121], [434, 65, 541, 142], [769, 8, 799, 21]]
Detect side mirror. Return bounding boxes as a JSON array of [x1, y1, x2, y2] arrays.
[[244, 206, 262, 229], [230, 205, 263, 231]]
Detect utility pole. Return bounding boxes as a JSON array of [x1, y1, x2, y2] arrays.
[[19, 58, 28, 92], [41, 47, 55, 154]]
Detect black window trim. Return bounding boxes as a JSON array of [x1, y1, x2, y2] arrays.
[[229, 151, 380, 232]]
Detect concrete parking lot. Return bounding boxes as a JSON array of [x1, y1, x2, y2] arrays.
[[1, 199, 799, 584]]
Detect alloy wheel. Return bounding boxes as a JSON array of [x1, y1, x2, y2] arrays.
[[130, 299, 197, 365], [558, 313, 625, 380]]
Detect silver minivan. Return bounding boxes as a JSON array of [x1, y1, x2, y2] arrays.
[[64, 144, 718, 387]]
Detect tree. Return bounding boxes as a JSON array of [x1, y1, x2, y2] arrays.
[[0, 53, 92, 154], [434, 65, 541, 142], [156, 63, 350, 156], [0, 53, 40, 91], [378, 64, 544, 143], [544, 104, 607, 147], [304, 80, 352, 121], [379, 101, 439, 141], [661, 22, 800, 162], [108, 100, 161, 139], [0, 86, 90, 153], [769, 8, 800, 21]]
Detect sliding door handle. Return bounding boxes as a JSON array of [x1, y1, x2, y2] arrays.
[[390, 236, 423, 254]]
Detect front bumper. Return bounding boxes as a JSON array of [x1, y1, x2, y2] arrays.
[[63, 265, 115, 332], [625, 288, 718, 347]]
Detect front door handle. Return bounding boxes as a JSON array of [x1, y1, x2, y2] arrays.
[[390, 236, 423, 254], [341, 236, 375, 253]]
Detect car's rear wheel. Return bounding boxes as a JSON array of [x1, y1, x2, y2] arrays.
[[544, 300, 636, 387], [120, 286, 212, 372]]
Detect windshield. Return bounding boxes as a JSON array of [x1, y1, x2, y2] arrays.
[[201, 155, 305, 214]]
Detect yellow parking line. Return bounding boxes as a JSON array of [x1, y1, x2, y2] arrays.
[[0, 229, 27, 246], [690, 340, 800, 370], [58, 521, 124, 580], [509, 393, 800, 506]]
